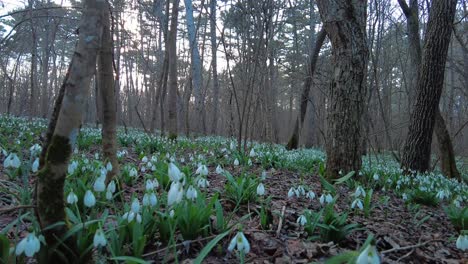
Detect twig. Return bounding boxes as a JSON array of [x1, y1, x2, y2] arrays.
[[276, 205, 286, 238], [0, 205, 36, 214], [141, 234, 218, 257], [381, 239, 444, 254]]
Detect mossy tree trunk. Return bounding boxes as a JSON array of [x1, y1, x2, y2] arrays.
[[36, 0, 105, 261], [97, 3, 119, 183]]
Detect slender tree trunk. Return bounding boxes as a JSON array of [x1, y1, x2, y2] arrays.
[[286, 28, 326, 150], [401, 0, 457, 173], [316, 0, 369, 179], [434, 110, 460, 179], [98, 3, 119, 183], [29, 0, 38, 117], [209, 0, 220, 135], [36, 0, 104, 261], [167, 0, 180, 139]]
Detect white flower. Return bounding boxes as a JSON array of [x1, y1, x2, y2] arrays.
[[352, 198, 364, 210], [68, 161, 78, 174], [249, 149, 256, 157], [320, 194, 325, 204], [230, 141, 236, 150], [84, 190, 96, 207], [356, 244, 380, 264], [196, 164, 209, 176], [122, 211, 142, 223], [233, 158, 239, 166], [67, 191, 78, 204], [142, 156, 148, 163], [456, 234, 468, 251], [216, 165, 223, 174], [306, 191, 315, 200], [93, 176, 106, 192], [297, 215, 307, 226], [436, 190, 446, 200], [146, 179, 155, 191], [168, 163, 182, 181], [131, 198, 140, 213], [15, 232, 40, 257], [197, 177, 210, 188], [325, 193, 333, 203], [106, 162, 113, 172], [29, 144, 42, 157], [107, 180, 116, 193], [355, 186, 365, 197], [129, 167, 138, 177], [248, 159, 252, 166], [261, 171, 267, 180], [227, 231, 250, 254], [31, 158, 39, 172], [169, 209, 175, 218], [105, 190, 113, 200], [93, 228, 107, 248], [256, 183, 265, 196], [186, 185, 198, 201], [4, 153, 21, 168], [373, 173, 379, 181], [143, 192, 158, 207], [288, 188, 295, 198], [297, 185, 305, 196], [167, 182, 184, 206], [94, 153, 99, 160], [402, 193, 408, 201]]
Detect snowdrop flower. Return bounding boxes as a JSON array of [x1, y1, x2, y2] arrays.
[[141, 156, 148, 163], [256, 183, 265, 196], [15, 232, 41, 257], [122, 211, 142, 223], [143, 192, 158, 207], [168, 182, 184, 206], [233, 158, 239, 166], [129, 167, 138, 177], [456, 234, 468, 251], [261, 171, 267, 180], [196, 164, 209, 176], [4, 153, 21, 168], [197, 177, 210, 188], [228, 231, 250, 254], [186, 185, 198, 201], [107, 180, 116, 194], [320, 193, 333, 205], [106, 162, 113, 172], [402, 193, 408, 201], [230, 141, 236, 150], [297, 185, 306, 196], [297, 215, 307, 226], [94, 153, 99, 160], [29, 144, 42, 157], [169, 209, 175, 218], [67, 191, 78, 204], [248, 159, 252, 166], [249, 148, 256, 157], [31, 158, 39, 173], [140, 166, 146, 173], [105, 190, 113, 200], [436, 190, 446, 200], [356, 243, 380, 264], [146, 179, 155, 191], [168, 163, 182, 181], [354, 186, 365, 197], [67, 161, 77, 174], [131, 198, 140, 213], [306, 191, 315, 200], [93, 176, 106, 192], [288, 187, 295, 198], [84, 190, 96, 207], [352, 198, 364, 210], [373, 173, 379, 181], [216, 165, 223, 174], [93, 228, 107, 248]]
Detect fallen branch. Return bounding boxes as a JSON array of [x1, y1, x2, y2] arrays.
[[381, 238, 444, 254], [276, 205, 286, 238], [0, 205, 36, 214]]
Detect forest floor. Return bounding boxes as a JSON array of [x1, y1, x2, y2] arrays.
[[0, 115, 467, 263]]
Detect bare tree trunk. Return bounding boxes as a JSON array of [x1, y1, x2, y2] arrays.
[[401, 0, 457, 173], [29, 0, 38, 117], [286, 28, 326, 150], [209, 0, 220, 135], [98, 2, 119, 183], [36, 0, 104, 261], [434, 110, 460, 180], [316, 0, 369, 179], [167, 0, 180, 139]]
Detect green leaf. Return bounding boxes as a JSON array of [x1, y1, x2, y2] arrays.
[[110, 256, 149, 264], [0, 234, 10, 264], [319, 175, 336, 195], [193, 230, 231, 264], [333, 171, 355, 185], [324, 250, 358, 264]]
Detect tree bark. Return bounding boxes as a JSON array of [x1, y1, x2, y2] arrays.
[[209, 0, 220, 135], [401, 0, 457, 173], [316, 0, 369, 179], [36, 0, 104, 260], [167, 0, 180, 139], [434, 110, 460, 180], [98, 2, 119, 183], [286, 28, 326, 150]]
